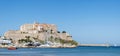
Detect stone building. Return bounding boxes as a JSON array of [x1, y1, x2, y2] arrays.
[[4, 22, 73, 44]]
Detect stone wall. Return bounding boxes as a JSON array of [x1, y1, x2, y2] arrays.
[[4, 23, 73, 44]]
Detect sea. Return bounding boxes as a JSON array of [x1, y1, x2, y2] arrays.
[[0, 46, 120, 56]]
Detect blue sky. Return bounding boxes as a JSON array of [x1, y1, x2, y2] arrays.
[[0, 0, 120, 44]]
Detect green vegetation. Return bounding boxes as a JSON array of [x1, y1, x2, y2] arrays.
[[69, 40, 78, 46], [39, 40, 45, 44], [25, 36, 32, 42], [48, 36, 78, 46], [62, 31, 66, 33], [18, 35, 78, 46], [33, 37, 39, 42], [50, 29, 53, 34], [18, 39, 32, 43], [18, 36, 32, 43], [57, 31, 60, 33], [1, 43, 8, 45], [18, 39, 25, 43], [48, 36, 54, 42], [32, 37, 45, 44], [59, 38, 78, 46]]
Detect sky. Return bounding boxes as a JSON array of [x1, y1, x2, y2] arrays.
[[0, 0, 120, 44]]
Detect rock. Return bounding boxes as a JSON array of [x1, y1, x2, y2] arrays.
[[4, 22, 77, 47]]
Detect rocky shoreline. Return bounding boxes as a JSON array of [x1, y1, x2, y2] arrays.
[[0, 45, 77, 48]]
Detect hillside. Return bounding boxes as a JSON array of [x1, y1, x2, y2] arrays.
[[4, 22, 78, 47]]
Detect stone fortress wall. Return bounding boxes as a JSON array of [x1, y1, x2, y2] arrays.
[[4, 22, 73, 44]]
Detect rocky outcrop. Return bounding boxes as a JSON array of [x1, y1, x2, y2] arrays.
[[4, 22, 77, 46]]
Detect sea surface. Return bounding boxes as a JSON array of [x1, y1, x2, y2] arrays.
[[0, 46, 120, 56]]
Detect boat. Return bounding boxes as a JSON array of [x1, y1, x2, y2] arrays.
[[114, 44, 117, 47], [8, 46, 18, 50]]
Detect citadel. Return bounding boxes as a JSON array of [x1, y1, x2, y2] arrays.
[[1, 22, 78, 48]]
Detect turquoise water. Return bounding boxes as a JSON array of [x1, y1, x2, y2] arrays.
[[0, 46, 120, 56]]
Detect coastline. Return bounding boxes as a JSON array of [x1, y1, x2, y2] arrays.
[[78, 44, 110, 47], [0, 44, 111, 48], [0, 22, 78, 49], [0, 46, 77, 48], [0, 44, 77, 48]]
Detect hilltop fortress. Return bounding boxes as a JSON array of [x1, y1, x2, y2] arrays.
[[4, 22, 78, 47]]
